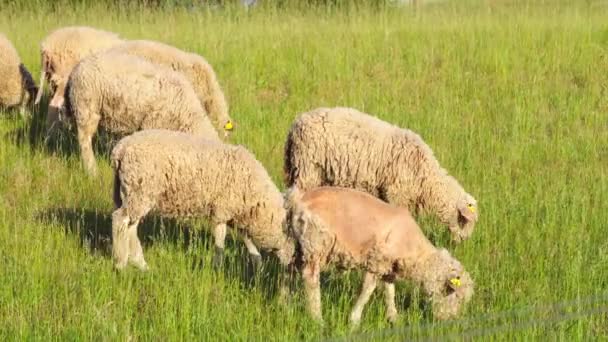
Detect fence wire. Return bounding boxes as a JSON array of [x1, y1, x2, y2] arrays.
[[326, 292, 608, 341]]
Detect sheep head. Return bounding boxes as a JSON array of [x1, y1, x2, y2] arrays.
[[448, 195, 478, 243], [421, 249, 474, 320]]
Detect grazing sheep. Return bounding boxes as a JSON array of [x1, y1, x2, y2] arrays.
[[108, 40, 233, 136], [284, 107, 478, 242], [65, 51, 219, 176], [110, 129, 295, 271], [35, 26, 123, 131], [285, 186, 474, 326], [0, 33, 37, 113]]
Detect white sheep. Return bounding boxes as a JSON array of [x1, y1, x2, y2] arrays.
[[108, 40, 233, 136], [284, 107, 478, 242], [65, 51, 219, 176], [110, 129, 295, 271], [0, 33, 37, 113], [285, 186, 474, 326], [35, 26, 123, 131]]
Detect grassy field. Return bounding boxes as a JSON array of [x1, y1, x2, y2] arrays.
[[1, 0, 608, 340]]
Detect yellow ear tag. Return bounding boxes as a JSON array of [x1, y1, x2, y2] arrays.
[[450, 278, 461, 287], [224, 121, 234, 131], [467, 204, 476, 213]]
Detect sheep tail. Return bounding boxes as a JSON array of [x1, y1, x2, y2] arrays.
[[34, 52, 48, 105]]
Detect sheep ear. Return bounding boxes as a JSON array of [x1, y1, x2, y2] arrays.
[[447, 276, 462, 289], [458, 202, 477, 222], [224, 120, 234, 131]]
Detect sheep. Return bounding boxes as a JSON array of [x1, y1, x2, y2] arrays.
[[64, 51, 219, 176], [284, 107, 478, 242], [107, 40, 233, 136], [35, 26, 123, 132], [285, 186, 474, 326], [0, 33, 37, 113], [110, 129, 295, 272]]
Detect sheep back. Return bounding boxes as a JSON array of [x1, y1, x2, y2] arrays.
[[285, 107, 428, 202], [108, 40, 231, 133]]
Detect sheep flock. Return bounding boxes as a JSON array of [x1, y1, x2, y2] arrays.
[[1, 26, 479, 327]]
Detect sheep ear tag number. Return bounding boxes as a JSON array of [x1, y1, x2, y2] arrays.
[[224, 121, 234, 131], [450, 278, 461, 287], [467, 204, 476, 213]]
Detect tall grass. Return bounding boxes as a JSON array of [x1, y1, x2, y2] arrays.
[[1, 0, 607, 340]]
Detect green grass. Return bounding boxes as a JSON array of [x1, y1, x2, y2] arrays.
[[1, 0, 608, 340]]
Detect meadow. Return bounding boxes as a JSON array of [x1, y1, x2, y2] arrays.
[[1, 0, 607, 340]]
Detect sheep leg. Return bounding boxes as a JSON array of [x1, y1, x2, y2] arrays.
[[19, 101, 29, 119], [278, 263, 297, 304], [384, 281, 398, 324], [302, 261, 323, 322], [212, 223, 227, 269], [44, 120, 60, 145], [349, 272, 378, 328], [243, 236, 262, 272], [127, 220, 148, 271], [46, 107, 60, 137], [76, 114, 100, 176], [111, 208, 131, 270]]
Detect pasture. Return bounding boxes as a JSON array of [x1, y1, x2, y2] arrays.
[[1, 0, 607, 340]]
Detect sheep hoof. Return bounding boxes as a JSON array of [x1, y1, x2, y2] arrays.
[[113, 262, 128, 272], [244, 254, 263, 287], [212, 247, 224, 270], [278, 284, 291, 305], [348, 318, 361, 331], [387, 316, 397, 327], [133, 261, 149, 272]]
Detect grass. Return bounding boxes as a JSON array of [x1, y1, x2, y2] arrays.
[[1, 0, 608, 340]]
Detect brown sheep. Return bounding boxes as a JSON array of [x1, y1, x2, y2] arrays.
[[285, 186, 474, 326]]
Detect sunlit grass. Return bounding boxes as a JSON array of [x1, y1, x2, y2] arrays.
[[1, 0, 607, 340]]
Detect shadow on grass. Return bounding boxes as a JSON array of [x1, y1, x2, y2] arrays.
[[8, 96, 48, 149], [36, 207, 194, 256], [5, 96, 116, 161], [36, 207, 289, 299]]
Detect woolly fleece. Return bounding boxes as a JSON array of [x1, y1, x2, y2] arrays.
[[66, 51, 219, 175], [284, 107, 478, 242], [0, 33, 37, 111], [36, 26, 123, 127], [108, 40, 231, 134], [111, 129, 295, 269]]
